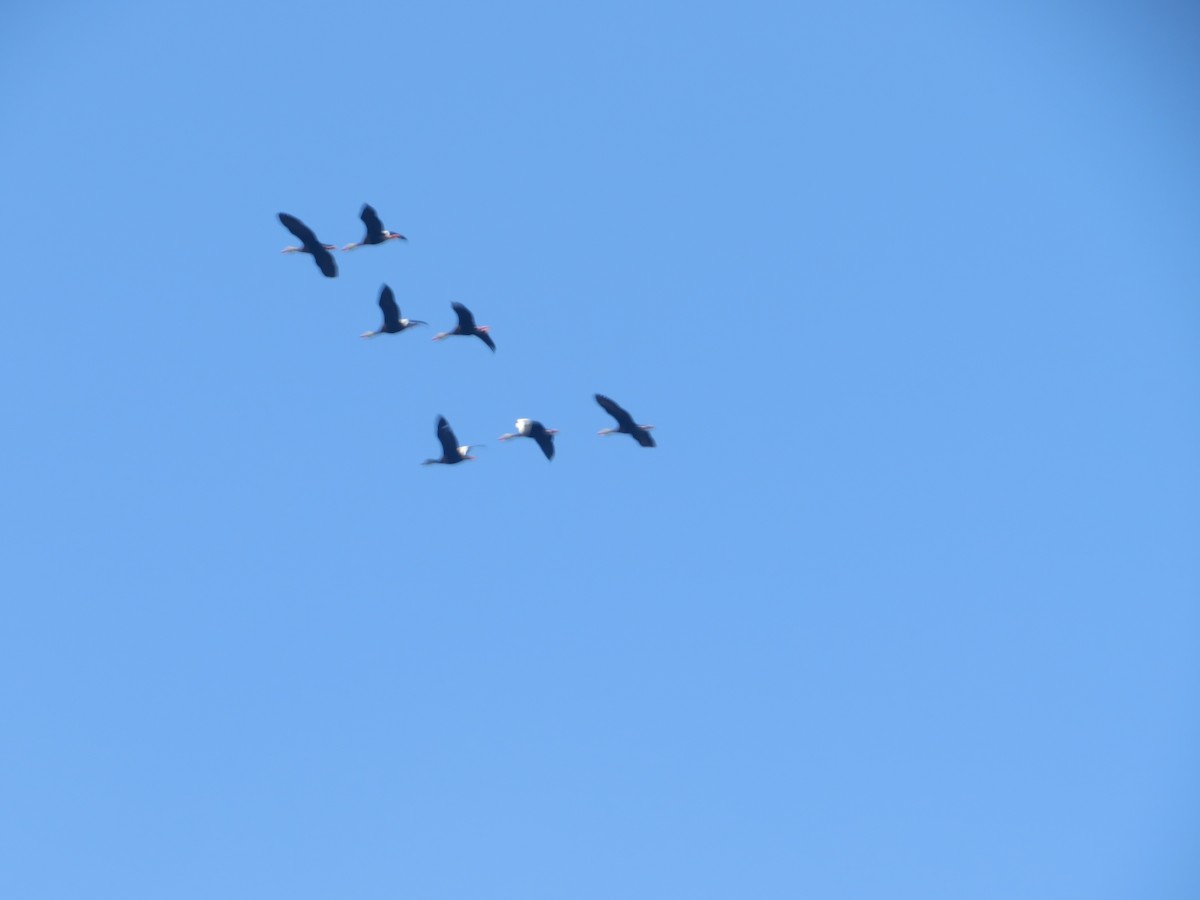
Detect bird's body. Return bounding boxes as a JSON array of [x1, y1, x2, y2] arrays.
[[498, 418, 558, 460], [278, 213, 338, 277], [343, 203, 407, 251], [595, 394, 656, 447], [361, 284, 426, 338], [422, 416, 479, 465], [432, 302, 495, 352]]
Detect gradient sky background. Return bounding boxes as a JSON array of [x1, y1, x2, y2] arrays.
[[2, 2, 1198, 898]]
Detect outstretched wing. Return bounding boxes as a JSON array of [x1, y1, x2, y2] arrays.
[[595, 394, 636, 430], [529, 422, 555, 460], [436, 416, 460, 460], [378, 284, 400, 329], [311, 245, 337, 278], [632, 428, 656, 448], [360, 204, 385, 242], [279, 212, 318, 246], [451, 302, 477, 331], [475, 329, 496, 353]]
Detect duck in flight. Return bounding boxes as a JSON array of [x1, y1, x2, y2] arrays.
[[361, 285, 426, 338], [278, 213, 337, 278], [595, 394, 655, 447], [498, 418, 558, 461], [432, 302, 495, 352], [343, 203, 407, 251]]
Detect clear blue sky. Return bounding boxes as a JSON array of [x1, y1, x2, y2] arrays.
[[2, 2, 1198, 897]]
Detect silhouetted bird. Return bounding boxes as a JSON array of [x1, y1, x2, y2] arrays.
[[343, 203, 407, 251], [279, 213, 337, 277], [595, 394, 655, 447], [498, 418, 558, 461], [421, 416, 480, 465], [361, 285, 426, 338], [432, 302, 495, 352]]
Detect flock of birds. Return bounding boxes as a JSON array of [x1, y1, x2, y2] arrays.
[[278, 204, 656, 464]]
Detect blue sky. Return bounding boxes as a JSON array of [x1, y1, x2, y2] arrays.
[[2, 2, 1198, 897]]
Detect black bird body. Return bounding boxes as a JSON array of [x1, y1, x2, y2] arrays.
[[361, 285, 426, 338], [279, 213, 338, 277], [595, 394, 655, 447], [498, 418, 557, 460], [433, 302, 495, 352], [422, 416, 478, 465], [343, 203, 407, 250]]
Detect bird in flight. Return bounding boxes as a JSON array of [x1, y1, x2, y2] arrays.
[[432, 302, 495, 352], [421, 416, 481, 465], [343, 203, 407, 251], [278, 213, 338, 278], [361, 285, 426, 338], [498, 418, 558, 461], [595, 394, 656, 447]]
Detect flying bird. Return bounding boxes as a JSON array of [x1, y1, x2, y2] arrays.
[[343, 203, 407, 251], [361, 285, 426, 338], [498, 418, 558, 461], [278, 213, 338, 277], [421, 416, 480, 466], [432, 302, 495, 352], [595, 394, 655, 447]]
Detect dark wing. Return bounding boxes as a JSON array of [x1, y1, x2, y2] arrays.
[[475, 329, 496, 353], [311, 244, 337, 277], [451, 302, 477, 331], [529, 423, 555, 460], [436, 416, 460, 460], [360, 204, 385, 242], [632, 427, 656, 448], [279, 212, 319, 247], [378, 285, 400, 329], [595, 394, 637, 431]]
